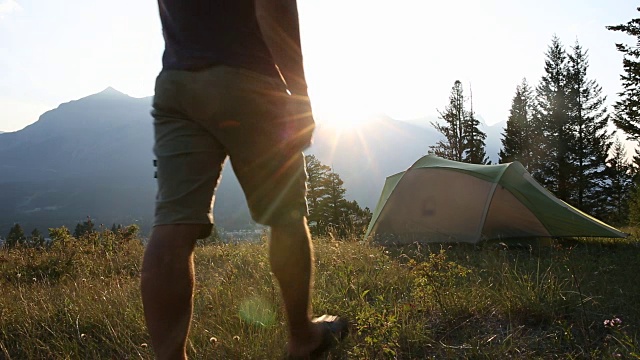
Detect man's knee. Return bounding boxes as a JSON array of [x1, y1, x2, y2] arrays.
[[151, 223, 211, 243], [143, 224, 207, 266], [270, 218, 309, 240]]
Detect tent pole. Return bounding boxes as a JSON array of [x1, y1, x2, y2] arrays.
[[476, 181, 500, 242]]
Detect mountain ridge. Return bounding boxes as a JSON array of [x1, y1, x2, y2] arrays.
[[0, 89, 505, 236]]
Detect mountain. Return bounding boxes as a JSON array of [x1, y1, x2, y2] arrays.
[[0, 87, 152, 182], [0, 88, 157, 236], [0, 89, 504, 237]]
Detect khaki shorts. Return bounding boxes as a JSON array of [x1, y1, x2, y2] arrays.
[[152, 66, 308, 230]]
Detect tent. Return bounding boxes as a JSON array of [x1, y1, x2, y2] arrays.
[[365, 155, 626, 244]]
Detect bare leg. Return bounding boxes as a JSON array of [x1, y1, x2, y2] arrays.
[[140, 224, 205, 360], [269, 218, 324, 356]]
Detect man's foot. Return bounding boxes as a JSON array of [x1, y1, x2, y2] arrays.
[[286, 315, 349, 359]]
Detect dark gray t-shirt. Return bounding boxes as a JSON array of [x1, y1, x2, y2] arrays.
[[158, 0, 279, 78]]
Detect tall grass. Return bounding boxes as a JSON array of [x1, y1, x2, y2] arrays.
[[1, 228, 639, 359]]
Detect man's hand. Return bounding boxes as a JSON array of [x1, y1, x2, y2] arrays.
[[255, 0, 314, 150], [284, 94, 315, 151], [255, 0, 308, 96]]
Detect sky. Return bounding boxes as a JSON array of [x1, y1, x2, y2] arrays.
[[0, 0, 637, 133]]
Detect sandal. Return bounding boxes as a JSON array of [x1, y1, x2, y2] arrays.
[[286, 315, 349, 359]]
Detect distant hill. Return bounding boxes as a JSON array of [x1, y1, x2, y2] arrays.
[[0, 88, 505, 236], [0, 88, 158, 236]]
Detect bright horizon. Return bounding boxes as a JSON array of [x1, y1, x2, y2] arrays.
[[0, 0, 636, 133]]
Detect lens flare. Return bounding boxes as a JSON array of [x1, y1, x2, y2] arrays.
[[239, 296, 276, 327]]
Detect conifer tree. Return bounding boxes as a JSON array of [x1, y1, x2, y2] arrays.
[[607, 8, 640, 140], [464, 88, 489, 164], [499, 79, 536, 168], [74, 217, 95, 238], [316, 171, 349, 235], [343, 200, 372, 234], [304, 154, 332, 231], [431, 81, 488, 164], [29, 228, 44, 247], [605, 139, 634, 225], [5, 224, 26, 248], [628, 184, 640, 227], [431, 81, 466, 161], [305, 155, 370, 237], [565, 41, 613, 213], [534, 36, 572, 200]]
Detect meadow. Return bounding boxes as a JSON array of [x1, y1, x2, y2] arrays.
[[1, 226, 639, 359]]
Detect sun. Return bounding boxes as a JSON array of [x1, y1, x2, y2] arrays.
[[316, 110, 376, 130], [312, 96, 379, 130]]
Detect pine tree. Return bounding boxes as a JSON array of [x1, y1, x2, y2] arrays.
[[5, 224, 26, 248], [431, 81, 488, 163], [431, 80, 466, 161], [607, 8, 640, 140], [29, 228, 44, 247], [343, 201, 372, 234], [74, 223, 84, 238], [464, 88, 489, 164], [534, 36, 572, 200], [605, 139, 634, 225], [499, 79, 536, 168], [304, 154, 332, 232], [304, 155, 369, 237], [628, 183, 640, 227], [74, 217, 95, 238], [565, 41, 613, 213], [316, 171, 349, 235]]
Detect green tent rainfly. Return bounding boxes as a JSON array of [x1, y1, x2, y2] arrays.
[[365, 155, 627, 244]]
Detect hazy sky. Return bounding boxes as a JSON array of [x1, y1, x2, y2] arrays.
[[0, 0, 636, 132]]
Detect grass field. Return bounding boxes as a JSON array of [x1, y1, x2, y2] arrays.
[[1, 226, 639, 359]]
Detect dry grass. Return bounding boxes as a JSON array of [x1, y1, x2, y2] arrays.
[[1, 227, 639, 359]]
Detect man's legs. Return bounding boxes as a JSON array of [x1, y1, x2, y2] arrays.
[[141, 224, 208, 360], [269, 218, 325, 356]]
